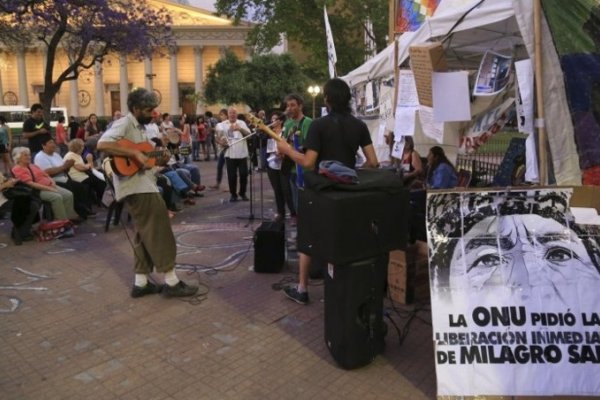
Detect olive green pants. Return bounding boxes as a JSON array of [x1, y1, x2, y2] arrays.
[[125, 193, 176, 274]]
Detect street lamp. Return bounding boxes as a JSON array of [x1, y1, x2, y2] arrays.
[[307, 85, 321, 118]]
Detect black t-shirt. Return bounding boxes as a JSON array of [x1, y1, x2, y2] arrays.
[[23, 117, 51, 154], [304, 112, 372, 169]]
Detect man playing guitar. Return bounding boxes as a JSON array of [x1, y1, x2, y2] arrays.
[[282, 94, 312, 211], [97, 88, 198, 299]]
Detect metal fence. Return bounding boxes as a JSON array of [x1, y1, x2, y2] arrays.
[[455, 131, 525, 187]]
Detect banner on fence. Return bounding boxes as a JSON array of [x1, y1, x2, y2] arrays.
[[427, 188, 600, 396], [459, 97, 514, 153]]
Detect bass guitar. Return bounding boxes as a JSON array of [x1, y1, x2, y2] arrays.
[[245, 114, 282, 142], [110, 139, 189, 177]]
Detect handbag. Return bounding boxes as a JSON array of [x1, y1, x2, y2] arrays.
[[36, 219, 75, 241], [3, 182, 38, 199]]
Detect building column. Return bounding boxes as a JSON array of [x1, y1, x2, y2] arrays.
[[169, 46, 179, 116], [119, 53, 128, 114], [144, 57, 154, 92], [69, 75, 79, 118], [219, 46, 228, 59], [16, 48, 29, 106], [94, 60, 105, 117], [194, 46, 204, 115], [0, 68, 4, 106]]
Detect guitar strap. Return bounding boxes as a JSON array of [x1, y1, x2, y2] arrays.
[[292, 117, 306, 188], [27, 165, 36, 182]]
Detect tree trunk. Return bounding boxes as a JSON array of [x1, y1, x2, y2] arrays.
[[40, 89, 58, 128]]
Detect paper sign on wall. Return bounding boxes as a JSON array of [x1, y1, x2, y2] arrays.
[[418, 106, 444, 143], [432, 71, 471, 122], [394, 70, 420, 136]]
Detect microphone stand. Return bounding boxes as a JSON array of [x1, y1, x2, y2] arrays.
[[231, 130, 263, 226], [258, 132, 265, 221]]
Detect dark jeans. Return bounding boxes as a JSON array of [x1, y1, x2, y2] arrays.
[[57, 179, 92, 217], [2, 195, 41, 238], [192, 140, 200, 161], [216, 151, 225, 184], [266, 166, 296, 216], [225, 157, 248, 198], [207, 133, 218, 158], [83, 174, 106, 205], [155, 174, 177, 210]]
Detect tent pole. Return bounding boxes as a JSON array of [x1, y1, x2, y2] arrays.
[[388, 0, 396, 45], [392, 36, 400, 113], [534, 0, 548, 185]]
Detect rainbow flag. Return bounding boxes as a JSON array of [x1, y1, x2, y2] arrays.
[[396, 0, 441, 33]]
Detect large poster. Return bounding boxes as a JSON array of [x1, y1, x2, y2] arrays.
[[427, 188, 600, 396]]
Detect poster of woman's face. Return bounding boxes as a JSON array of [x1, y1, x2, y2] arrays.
[[427, 188, 600, 304], [427, 188, 600, 396]]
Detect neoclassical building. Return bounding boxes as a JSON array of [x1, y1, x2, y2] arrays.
[[0, 0, 253, 117]]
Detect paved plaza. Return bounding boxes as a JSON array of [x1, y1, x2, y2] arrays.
[[0, 160, 437, 400]]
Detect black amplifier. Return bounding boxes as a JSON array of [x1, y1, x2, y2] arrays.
[[297, 185, 408, 264], [253, 221, 285, 273]]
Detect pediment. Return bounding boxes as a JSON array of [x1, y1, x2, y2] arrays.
[[148, 0, 239, 27]]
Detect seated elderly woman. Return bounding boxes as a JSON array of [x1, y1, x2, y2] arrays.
[[11, 146, 81, 223], [426, 146, 458, 189], [0, 171, 40, 245], [64, 138, 106, 205]]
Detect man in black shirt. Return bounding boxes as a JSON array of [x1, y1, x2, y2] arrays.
[[22, 103, 51, 156], [276, 78, 379, 304], [67, 116, 80, 140]]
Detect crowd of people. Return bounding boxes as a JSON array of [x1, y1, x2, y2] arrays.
[[0, 79, 463, 301]]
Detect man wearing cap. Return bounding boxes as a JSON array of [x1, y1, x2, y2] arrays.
[[97, 88, 199, 299]]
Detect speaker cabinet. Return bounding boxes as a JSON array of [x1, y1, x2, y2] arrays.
[[253, 221, 285, 273], [324, 255, 388, 369], [298, 187, 408, 264]]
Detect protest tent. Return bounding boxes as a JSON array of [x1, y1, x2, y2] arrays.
[[342, 0, 582, 185]]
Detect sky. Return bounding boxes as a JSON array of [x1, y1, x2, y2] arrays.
[[179, 0, 216, 11]]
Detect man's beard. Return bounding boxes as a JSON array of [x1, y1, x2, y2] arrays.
[[137, 115, 152, 125]]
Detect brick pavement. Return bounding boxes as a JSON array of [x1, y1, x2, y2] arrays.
[[0, 160, 437, 400]]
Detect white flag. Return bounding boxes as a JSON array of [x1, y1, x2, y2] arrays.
[[324, 6, 337, 78]]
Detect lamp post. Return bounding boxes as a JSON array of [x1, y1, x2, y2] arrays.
[[307, 85, 321, 118]]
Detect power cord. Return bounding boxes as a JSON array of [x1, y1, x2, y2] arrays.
[[175, 281, 210, 305], [385, 290, 432, 345]]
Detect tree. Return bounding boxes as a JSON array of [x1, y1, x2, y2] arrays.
[[203, 51, 308, 112], [0, 0, 174, 120], [213, 0, 388, 80]]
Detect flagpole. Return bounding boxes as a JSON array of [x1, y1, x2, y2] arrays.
[[392, 35, 400, 113], [389, 0, 396, 45], [324, 6, 337, 79], [533, 0, 548, 185]]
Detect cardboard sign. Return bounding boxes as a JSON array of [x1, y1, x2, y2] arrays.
[[409, 42, 447, 107]]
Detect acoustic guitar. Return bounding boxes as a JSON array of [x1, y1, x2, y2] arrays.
[[110, 139, 189, 177]]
